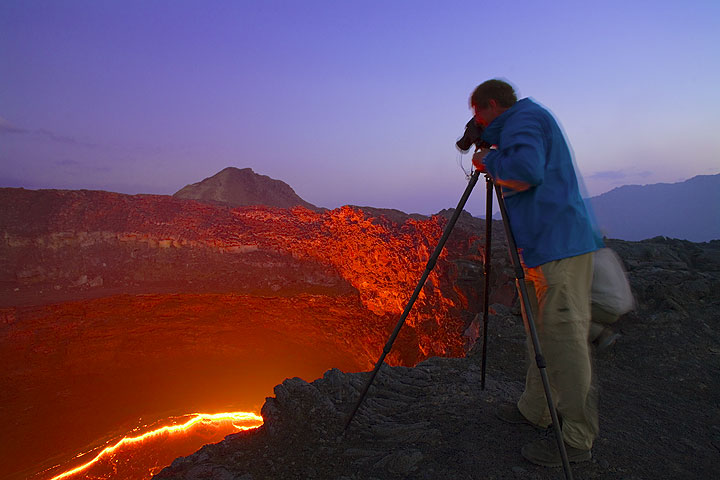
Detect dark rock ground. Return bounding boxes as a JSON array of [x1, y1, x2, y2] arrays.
[[154, 238, 720, 479]]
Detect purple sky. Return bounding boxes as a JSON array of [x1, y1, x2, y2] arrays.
[[2, 0, 719, 216]]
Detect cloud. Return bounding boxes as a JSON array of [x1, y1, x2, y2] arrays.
[[34, 129, 99, 148], [0, 116, 24, 134], [0, 116, 98, 148], [55, 158, 112, 173], [590, 169, 655, 182], [55, 159, 83, 167], [589, 170, 629, 180]]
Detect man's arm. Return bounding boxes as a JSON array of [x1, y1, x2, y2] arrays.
[[484, 112, 546, 191], [473, 148, 532, 191]]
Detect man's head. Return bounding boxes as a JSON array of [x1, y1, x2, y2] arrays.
[[471, 79, 517, 127]]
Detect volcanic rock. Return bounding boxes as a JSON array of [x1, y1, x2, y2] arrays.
[[173, 167, 319, 211], [154, 237, 720, 480], [0, 186, 511, 479], [0, 187, 511, 362]]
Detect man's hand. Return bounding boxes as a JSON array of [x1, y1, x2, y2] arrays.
[[495, 178, 532, 191], [472, 148, 491, 172]]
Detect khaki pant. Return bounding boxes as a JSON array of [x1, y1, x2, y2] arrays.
[[516, 252, 599, 450]]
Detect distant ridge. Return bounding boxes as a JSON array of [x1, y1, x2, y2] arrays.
[[173, 167, 318, 211], [589, 173, 720, 242]]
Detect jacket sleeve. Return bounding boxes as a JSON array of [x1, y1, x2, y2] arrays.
[[485, 111, 546, 187]]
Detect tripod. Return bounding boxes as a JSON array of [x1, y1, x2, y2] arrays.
[[343, 169, 575, 480]]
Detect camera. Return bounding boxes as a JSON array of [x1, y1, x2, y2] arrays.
[[456, 118, 490, 152]]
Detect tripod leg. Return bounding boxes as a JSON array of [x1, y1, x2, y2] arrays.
[[343, 170, 482, 432], [481, 175, 492, 390], [494, 185, 574, 480]]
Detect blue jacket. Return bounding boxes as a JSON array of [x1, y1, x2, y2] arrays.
[[482, 98, 601, 267]]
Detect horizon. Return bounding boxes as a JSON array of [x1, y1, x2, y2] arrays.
[[2, 1, 719, 217], [1, 166, 718, 218]]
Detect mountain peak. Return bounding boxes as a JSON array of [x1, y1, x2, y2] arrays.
[[217, 166, 254, 175], [173, 167, 318, 211]]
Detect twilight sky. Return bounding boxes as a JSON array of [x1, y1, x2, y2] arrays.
[[2, 0, 719, 217]]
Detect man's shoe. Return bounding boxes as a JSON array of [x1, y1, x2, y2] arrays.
[[495, 403, 545, 429], [594, 328, 621, 353], [521, 437, 591, 467]]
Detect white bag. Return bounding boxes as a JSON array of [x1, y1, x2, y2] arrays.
[[592, 248, 635, 315]]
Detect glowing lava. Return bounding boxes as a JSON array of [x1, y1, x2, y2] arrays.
[[43, 412, 263, 480]]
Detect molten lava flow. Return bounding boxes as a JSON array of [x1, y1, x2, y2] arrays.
[[2, 294, 369, 480], [45, 411, 263, 480]]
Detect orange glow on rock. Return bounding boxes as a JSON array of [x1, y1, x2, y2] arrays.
[[1, 190, 490, 479], [45, 412, 262, 480]]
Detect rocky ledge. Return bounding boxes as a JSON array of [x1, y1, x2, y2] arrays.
[[155, 237, 720, 479]]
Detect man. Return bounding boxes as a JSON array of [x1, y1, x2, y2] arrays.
[[470, 79, 602, 466]]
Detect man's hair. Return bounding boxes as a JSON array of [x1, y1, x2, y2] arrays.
[[471, 79, 518, 109]]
